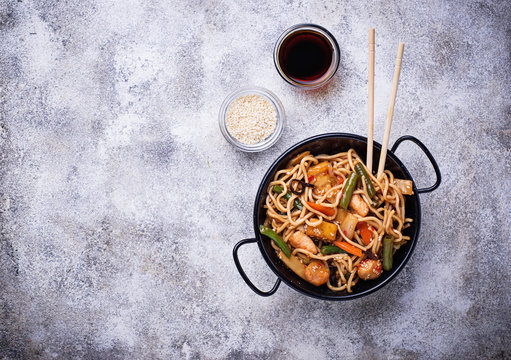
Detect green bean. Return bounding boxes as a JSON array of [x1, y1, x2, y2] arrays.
[[339, 172, 360, 210], [272, 185, 303, 210], [320, 245, 347, 255], [259, 225, 291, 258], [383, 235, 394, 271], [354, 163, 376, 199]]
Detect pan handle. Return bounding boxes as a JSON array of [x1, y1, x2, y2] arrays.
[[391, 135, 441, 194], [233, 238, 281, 297]]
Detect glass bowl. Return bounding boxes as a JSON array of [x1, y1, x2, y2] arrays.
[[219, 87, 285, 152], [274, 23, 340, 89]]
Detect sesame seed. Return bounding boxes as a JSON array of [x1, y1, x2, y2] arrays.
[[225, 94, 277, 145]]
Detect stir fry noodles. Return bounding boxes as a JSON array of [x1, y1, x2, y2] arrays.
[[261, 149, 414, 292]]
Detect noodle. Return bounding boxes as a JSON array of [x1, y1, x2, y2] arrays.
[[263, 149, 413, 293]]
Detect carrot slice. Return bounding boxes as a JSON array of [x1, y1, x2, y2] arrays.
[[306, 202, 336, 217], [333, 241, 363, 257], [356, 221, 373, 245]]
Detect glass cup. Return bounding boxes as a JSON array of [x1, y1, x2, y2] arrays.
[[274, 24, 340, 89]]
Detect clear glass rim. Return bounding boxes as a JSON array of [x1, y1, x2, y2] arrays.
[[273, 23, 340, 89], [218, 86, 285, 152]]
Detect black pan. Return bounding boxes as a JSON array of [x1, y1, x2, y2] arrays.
[[233, 133, 441, 300]]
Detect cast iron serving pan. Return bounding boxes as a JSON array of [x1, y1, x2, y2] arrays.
[[233, 133, 441, 300]]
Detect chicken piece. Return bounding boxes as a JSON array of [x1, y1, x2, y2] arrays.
[[304, 260, 329, 286], [349, 194, 369, 217], [289, 231, 318, 254], [357, 259, 382, 280]]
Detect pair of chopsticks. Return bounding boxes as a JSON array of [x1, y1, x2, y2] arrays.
[[366, 28, 404, 179]]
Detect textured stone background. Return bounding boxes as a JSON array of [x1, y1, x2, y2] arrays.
[[0, 0, 510, 359]]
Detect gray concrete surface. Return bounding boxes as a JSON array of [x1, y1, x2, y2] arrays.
[[1, 0, 510, 359]]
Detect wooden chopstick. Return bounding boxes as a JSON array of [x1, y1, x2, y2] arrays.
[[377, 42, 404, 179], [367, 28, 375, 172]]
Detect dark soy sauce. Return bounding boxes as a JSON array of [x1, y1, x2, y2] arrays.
[[278, 31, 333, 82]]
